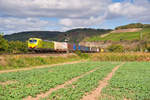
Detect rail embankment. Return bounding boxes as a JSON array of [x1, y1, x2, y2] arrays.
[[0, 54, 85, 70]]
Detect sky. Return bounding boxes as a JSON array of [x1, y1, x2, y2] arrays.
[[0, 0, 150, 34]]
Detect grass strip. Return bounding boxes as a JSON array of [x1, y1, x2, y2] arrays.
[[91, 53, 150, 62], [0, 55, 83, 70]]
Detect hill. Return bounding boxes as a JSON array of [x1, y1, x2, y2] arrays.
[[4, 28, 111, 43], [84, 27, 150, 42], [80, 27, 150, 51], [4, 31, 61, 42], [65, 28, 111, 43]]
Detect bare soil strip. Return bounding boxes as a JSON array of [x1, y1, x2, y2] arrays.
[[124, 98, 131, 100], [0, 60, 86, 74], [0, 80, 17, 85], [81, 62, 125, 100], [23, 67, 99, 100], [111, 28, 142, 33]]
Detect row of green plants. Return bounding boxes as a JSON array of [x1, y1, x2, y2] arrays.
[[0, 61, 109, 99], [44, 62, 119, 100], [100, 62, 150, 100], [0, 34, 28, 53]]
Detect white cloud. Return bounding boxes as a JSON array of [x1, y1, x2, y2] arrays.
[[59, 14, 107, 28], [0, 17, 54, 34], [0, 0, 111, 34], [0, 0, 111, 18], [107, 0, 150, 22], [108, 2, 146, 17], [0, 0, 150, 34]]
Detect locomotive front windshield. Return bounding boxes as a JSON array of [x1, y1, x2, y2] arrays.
[[29, 40, 37, 44]]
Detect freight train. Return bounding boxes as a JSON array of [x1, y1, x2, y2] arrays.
[[28, 38, 100, 53]]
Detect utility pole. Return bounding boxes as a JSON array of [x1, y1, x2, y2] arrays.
[[65, 34, 70, 54], [140, 31, 143, 52]]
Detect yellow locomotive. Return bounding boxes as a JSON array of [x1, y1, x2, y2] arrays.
[[28, 38, 67, 52], [28, 38, 42, 49]]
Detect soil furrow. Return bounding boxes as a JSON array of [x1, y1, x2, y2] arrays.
[[0, 80, 17, 85], [81, 62, 125, 100], [23, 67, 99, 100]]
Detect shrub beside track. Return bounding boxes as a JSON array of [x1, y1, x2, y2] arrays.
[[91, 52, 150, 62]]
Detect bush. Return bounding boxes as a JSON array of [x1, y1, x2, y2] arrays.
[[75, 50, 89, 58], [8, 41, 28, 53], [147, 47, 150, 52], [107, 44, 124, 52]]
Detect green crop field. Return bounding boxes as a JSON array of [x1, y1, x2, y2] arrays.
[[0, 61, 150, 100], [100, 62, 150, 100], [0, 61, 119, 100], [85, 28, 150, 42], [46, 62, 119, 100]]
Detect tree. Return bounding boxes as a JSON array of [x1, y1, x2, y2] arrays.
[[0, 33, 8, 52]]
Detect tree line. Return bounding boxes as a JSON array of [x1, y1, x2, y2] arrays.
[[115, 23, 150, 30], [0, 33, 28, 53]]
